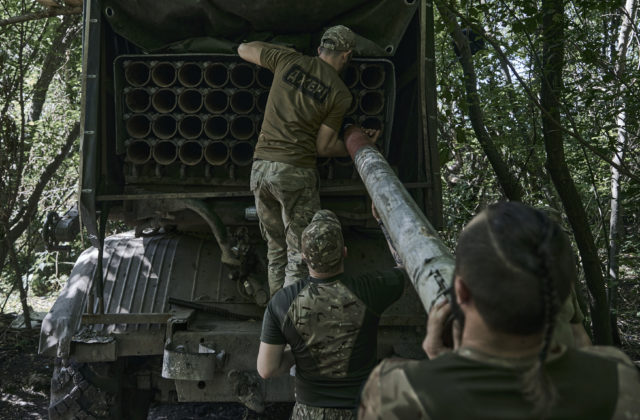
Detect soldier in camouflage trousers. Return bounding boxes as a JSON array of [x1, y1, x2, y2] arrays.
[[239, 26, 379, 295], [256, 210, 405, 420], [250, 161, 320, 295]]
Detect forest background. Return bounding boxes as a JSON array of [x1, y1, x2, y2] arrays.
[[0, 0, 638, 412]]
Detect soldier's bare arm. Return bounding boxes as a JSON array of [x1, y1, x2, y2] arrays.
[[237, 42, 265, 66], [238, 41, 295, 67], [317, 125, 380, 157], [256, 342, 295, 379], [316, 124, 348, 157]]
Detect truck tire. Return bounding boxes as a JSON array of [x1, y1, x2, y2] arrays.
[[49, 359, 150, 420]]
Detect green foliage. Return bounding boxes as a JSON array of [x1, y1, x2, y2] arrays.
[[28, 251, 69, 297], [0, 1, 82, 313], [434, 0, 640, 344]]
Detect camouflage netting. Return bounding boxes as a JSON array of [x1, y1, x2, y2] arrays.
[[101, 0, 418, 55]]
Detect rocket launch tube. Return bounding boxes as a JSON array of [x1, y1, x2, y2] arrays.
[[230, 141, 254, 166], [125, 88, 151, 113], [360, 115, 384, 131], [230, 89, 255, 114], [229, 63, 255, 88], [178, 62, 203, 87], [359, 64, 385, 89], [151, 88, 177, 113], [344, 127, 454, 312], [204, 115, 229, 139], [359, 90, 385, 115], [126, 140, 152, 164], [204, 141, 230, 166], [153, 140, 178, 165], [126, 114, 151, 138], [151, 62, 177, 87], [204, 62, 228, 88], [124, 61, 150, 87], [178, 89, 203, 114], [152, 115, 178, 139], [178, 115, 203, 139], [204, 90, 229, 114], [229, 115, 254, 140], [178, 140, 204, 166]]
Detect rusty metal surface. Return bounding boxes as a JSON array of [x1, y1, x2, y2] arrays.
[[162, 343, 224, 381], [72, 337, 117, 362], [167, 325, 294, 403]]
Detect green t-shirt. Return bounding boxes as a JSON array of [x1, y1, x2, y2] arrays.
[[261, 269, 406, 408], [255, 47, 352, 168]]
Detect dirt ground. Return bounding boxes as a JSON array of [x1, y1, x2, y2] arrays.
[[0, 321, 51, 420]]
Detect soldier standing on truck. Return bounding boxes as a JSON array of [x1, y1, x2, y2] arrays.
[[256, 209, 404, 420], [237, 26, 379, 296]]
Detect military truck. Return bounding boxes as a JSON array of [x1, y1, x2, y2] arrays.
[[39, 0, 442, 418]]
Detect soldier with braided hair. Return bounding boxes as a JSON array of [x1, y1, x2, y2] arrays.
[[359, 202, 640, 420]]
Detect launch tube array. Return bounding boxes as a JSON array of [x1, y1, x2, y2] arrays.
[[118, 56, 392, 180], [126, 138, 255, 167]]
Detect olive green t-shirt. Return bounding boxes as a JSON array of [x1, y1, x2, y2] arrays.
[[254, 47, 352, 168]]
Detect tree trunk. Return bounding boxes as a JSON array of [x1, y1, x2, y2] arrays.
[[5, 239, 31, 329], [30, 15, 80, 122], [608, 0, 637, 346], [493, 46, 562, 210], [540, 0, 612, 344], [436, 1, 524, 202]]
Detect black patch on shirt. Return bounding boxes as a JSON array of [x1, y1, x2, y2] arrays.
[[282, 64, 331, 104]]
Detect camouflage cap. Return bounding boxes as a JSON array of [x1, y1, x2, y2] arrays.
[[301, 210, 344, 273], [320, 25, 356, 52]]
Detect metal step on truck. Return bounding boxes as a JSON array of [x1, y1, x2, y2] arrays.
[[39, 1, 443, 418]]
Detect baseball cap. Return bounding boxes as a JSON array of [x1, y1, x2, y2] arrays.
[[320, 25, 356, 52], [301, 210, 344, 273]]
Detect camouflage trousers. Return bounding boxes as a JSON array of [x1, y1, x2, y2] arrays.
[[250, 160, 320, 296], [290, 402, 356, 420]]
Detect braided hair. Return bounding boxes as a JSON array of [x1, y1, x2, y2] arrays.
[[521, 215, 561, 417], [454, 202, 574, 416]]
